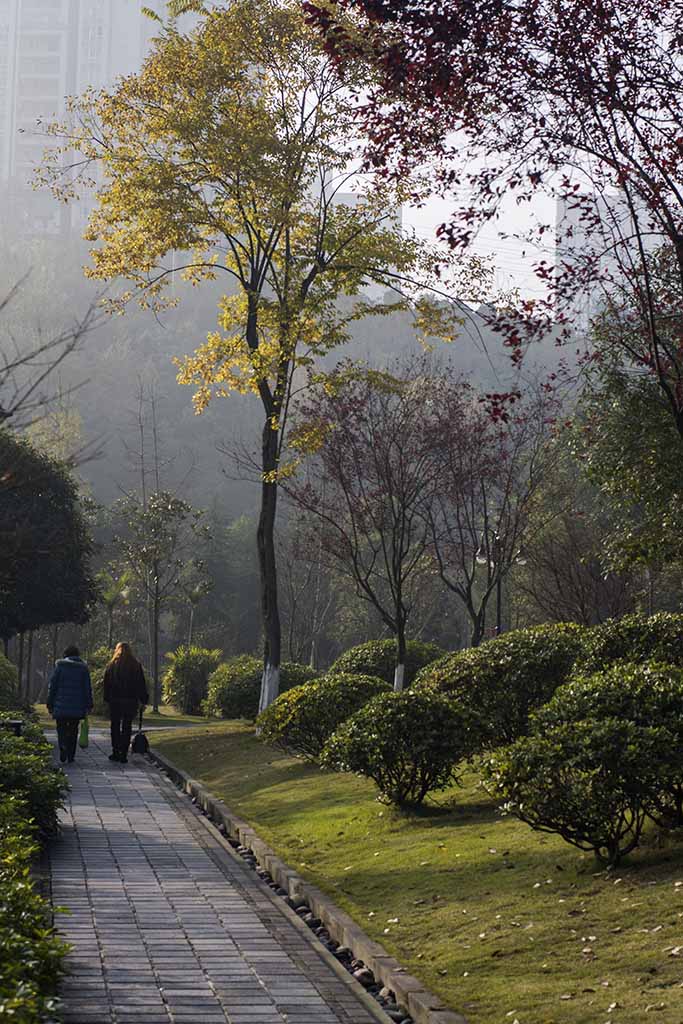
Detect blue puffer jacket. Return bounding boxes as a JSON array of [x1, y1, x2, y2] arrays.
[[47, 657, 93, 720]]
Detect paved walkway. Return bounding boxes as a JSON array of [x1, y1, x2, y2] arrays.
[[49, 733, 381, 1024]]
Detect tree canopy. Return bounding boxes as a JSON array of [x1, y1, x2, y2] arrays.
[[0, 430, 96, 640]]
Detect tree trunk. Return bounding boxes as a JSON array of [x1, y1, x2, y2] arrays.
[[309, 636, 317, 671], [188, 604, 194, 647], [107, 606, 114, 648], [152, 575, 160, 712], [26, 630, 34, 701], [393, 621, 407, 691], [17, 631, 25, 695], [470, 608, 486, 647], [2, 637, 8, 658], [257, 421, 282, 713]]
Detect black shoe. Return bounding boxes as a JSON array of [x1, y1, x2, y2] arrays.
[[119, 755, 128, 764], [108, 753, 119, 762], [59, 750, 67, 763], [68, 758, 75, 764]]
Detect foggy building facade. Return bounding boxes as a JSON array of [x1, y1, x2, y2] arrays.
[[0, 0, 164, 232]]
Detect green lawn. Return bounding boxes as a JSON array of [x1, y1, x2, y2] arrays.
[[153, 721, 683, 1024], [35, 703, 206, 730]]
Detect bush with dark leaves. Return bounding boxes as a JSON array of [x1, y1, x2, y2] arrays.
[[203, 657, 318, 720], [415, 623, 586, 749], [257, 673, 389, 760], [484, 718, 670, 866], [330, 638, 444, 688], [321, 690, 466, 806]]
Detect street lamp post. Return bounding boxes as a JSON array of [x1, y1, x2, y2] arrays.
[[476, 530, 526, 637]]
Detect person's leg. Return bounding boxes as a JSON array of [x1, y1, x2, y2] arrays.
[[56, 719, 68, 762], [110, 708, 122, 760], [119, 716, 134, 762], [65, 719, 79, 762]]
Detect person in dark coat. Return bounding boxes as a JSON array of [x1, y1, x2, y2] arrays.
[[103, 642, 149, 763], [47, 645, 93, 764]]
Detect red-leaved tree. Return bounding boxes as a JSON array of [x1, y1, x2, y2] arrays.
[[305, 0, 683, 437], [286, 363, 441, 689]]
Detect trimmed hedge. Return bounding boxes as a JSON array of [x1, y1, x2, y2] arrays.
[[577, 612, 683, 674], [535, 661, 683, 827], [330, 639, 445, 688], [321, 690, 466, 806], [0, 796, 68, 1022], [0, 723, 67, 837], [162, 645, 222, 715], [484, 718, 671, 866], [257, 673, 389, 760], [203, 657, 317, 721], [415, 623, 586, 749]]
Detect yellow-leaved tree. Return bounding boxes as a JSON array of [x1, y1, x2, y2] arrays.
[[40, 0, 462, 709]]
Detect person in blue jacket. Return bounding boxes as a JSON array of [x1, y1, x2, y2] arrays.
[[47, 645, 93, 764]]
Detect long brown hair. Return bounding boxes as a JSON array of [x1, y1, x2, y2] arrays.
[[108, 642, 139, 672]]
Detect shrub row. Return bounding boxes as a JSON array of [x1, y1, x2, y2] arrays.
[[0, 662, 70, 1022], [0, 797, 68, 1023], [256, 614, 683, 827]]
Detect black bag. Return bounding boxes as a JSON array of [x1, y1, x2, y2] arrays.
[[131, 707, 149, 755]]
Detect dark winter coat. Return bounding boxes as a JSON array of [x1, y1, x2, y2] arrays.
[[103, 659, 149, 720], [47, 657, 93, 720]]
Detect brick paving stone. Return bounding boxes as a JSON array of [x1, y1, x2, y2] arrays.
[[49, 731, 382, 1024]]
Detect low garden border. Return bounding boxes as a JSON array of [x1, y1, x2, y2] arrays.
[[148, 748, 468, 1024]]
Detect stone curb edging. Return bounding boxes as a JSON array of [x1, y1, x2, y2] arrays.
[[148, 747, 468, 1024]]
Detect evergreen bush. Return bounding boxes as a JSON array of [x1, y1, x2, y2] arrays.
[[415, 623, 586, 749], [0, 797, 68, 1022], [257, 673, 389, 760], [535, 661, 683, 827], [330, 638, 444, 687], [0, 729, 67, 836], [321, 690, 466, 806], [87, 645, 113, 715], [162, 645, 222, 715], [484, 718, 670, 866], [203, 657, 317, 720], [577, 612, 683, 674]]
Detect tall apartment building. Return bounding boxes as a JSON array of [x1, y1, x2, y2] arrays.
[[0, 0, 165, 233]]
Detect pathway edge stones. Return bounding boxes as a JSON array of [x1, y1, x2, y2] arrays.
[[148, 748, 469, 1024]]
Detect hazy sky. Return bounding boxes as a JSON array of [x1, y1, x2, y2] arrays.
[[405, 191, 557, 302]]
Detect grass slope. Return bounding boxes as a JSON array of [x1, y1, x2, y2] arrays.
[[153, 721, 683, 1024]]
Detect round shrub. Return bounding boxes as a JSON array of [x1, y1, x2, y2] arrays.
[[577, 612, 683, 674], [203, 656, 318, 720], [330, 639, 445, 688], [535, 661, 683, 826], [257, 673, 389, 760], [162, 645, 222, 714], [415, 623, 586, 749], [321, 690, 466, 806], [484, 718, 671, 866]]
